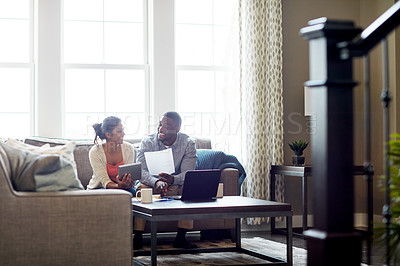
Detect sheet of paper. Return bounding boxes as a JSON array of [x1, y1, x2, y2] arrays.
[[144, 148, 175, 176]]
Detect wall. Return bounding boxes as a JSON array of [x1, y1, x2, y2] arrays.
[[282, 0, 399, 221]]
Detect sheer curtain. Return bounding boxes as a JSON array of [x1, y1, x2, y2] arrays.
[[239, 0, 284, 225]]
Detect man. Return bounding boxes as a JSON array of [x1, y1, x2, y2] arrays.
[[134, 111, 197, 249]]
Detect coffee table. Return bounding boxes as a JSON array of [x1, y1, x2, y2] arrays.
[[132, 196, 293, 266]]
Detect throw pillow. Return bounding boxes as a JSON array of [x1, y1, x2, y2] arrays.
[[7, 138, 51, 151], [7, 138, 78, 177], [1, 142, 84, 191]]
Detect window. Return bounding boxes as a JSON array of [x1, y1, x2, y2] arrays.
[[175, 0, 241, 154], [1, 0, 241, 155], [0, 0, 33, 139], [63, 0, 148, 139]]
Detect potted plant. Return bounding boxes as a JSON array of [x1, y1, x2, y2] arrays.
[[374, 133, 400, 264], [288, 139, 308, 166]]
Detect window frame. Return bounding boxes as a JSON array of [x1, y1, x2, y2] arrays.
[[0, 0, 35, 138], [3, 0, 239, 148], [174, 0, 240, 152], [61, 0, 150, 138]]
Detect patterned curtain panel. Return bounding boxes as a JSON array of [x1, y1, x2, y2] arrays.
[[239, 0, 284, 225]]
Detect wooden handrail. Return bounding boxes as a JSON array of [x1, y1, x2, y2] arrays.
[[300, 2, 400, 265], [339, 1, 400, 58]]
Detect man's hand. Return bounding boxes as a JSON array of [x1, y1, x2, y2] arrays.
[[158, 173, 174, 186], [155, 180, 168, 196]]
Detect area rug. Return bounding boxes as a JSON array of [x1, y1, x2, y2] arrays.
[[134, 237, 307, 265]]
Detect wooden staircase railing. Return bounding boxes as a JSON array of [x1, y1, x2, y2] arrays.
[[300, 2, 400, 265]]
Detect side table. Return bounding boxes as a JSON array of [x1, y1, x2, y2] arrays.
[[270, 165, 312, 237], [270, 165, 368, 238]]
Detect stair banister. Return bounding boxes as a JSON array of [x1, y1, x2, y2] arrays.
[[300, 1, 400, 265], [340, 1, 400, 58]]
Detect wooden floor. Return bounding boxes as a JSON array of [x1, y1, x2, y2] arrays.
[[240, 224, 385, 266], [137, 224, 386, 265], [135, 227, 301, 265]]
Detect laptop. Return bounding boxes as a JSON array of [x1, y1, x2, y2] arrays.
[[166, 169, 221, 201], [118, 162, 142, 181]]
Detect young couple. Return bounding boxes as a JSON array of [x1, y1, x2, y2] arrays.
[[86, 112, 197, 250]]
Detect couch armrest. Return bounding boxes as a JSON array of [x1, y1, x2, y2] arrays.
[[220, 168, 239, 196], [1, 189, 132, 266]]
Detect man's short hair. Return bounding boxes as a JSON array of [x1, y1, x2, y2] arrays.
[[163, 111, 182, 128]]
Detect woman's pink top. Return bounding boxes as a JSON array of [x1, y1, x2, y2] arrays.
[[107, 161, 124, 183]]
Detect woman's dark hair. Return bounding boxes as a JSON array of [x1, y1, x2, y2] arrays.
[[93, 116, 122, 144]]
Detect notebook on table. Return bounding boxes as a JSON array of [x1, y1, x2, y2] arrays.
[[166, 169, 221, 201]]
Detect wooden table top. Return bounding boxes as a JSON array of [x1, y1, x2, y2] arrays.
[[132, 196, 292, 218]]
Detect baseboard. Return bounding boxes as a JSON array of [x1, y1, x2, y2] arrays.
[[275, 213, 382, 229], [274, 214, 313, 229], [354, 213, 383, 228]]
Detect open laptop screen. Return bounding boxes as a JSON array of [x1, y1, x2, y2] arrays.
[[180, 169, 221, 201]]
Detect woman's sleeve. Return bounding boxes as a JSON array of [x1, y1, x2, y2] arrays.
[[89, 146, 112, 188], [122, 142, 135, 164]]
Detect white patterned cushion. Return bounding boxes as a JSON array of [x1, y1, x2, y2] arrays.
[[7, 138, 78, 177], [0, 142, 83, 191]]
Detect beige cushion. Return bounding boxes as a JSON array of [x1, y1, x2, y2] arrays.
[[7, 138, 51, 151], [0, 142, 83, 191], [7, 138, 78, 177]]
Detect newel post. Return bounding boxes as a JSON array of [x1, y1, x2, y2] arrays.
[[300, 18, 362, 265]]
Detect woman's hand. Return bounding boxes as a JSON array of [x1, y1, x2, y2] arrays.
[[116, 173, 134, 189]]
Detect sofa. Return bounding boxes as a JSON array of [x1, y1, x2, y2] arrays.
[[1, 136, 240, 265], [23, 137, 240, 232], [0, 141, 133, 266]]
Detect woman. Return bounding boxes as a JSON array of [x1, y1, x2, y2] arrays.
[[86, 116, 135, 194]]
